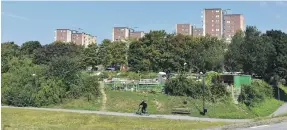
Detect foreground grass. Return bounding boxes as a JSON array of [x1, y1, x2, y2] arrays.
[[249, 98, 283, 117], [49, 89, 283, 119], [47, 97, 102, 110], [1, 108, 227, 130]]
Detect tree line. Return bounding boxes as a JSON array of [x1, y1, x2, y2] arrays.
[[1, 25, 287, 107], [1, 41, 100, 107]]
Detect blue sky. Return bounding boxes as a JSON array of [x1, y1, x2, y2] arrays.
[[1, 1, 287, 45]]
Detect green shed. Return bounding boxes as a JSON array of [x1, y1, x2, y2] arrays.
[[233, 75, 252, 88]]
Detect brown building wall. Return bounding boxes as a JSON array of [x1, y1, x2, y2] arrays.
[[72, 33, 84, 45], [113, 27, 129, 41], [203, 8, 223, 38], [223, 14, 244, 38], [176, 24, 192, 35], [55, 29, 71, 42], [192, 28, 203, 37], [129, 31, 144, 40]]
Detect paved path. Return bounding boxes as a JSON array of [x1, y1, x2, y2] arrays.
[[270, 103, 287, 117], [235, 121, 287, 130], [2, 106, 251, 123]]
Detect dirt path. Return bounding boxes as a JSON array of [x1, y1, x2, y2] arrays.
[[153, 99, 162, 111], [2, 106, 251, 123], [99, 81, 107, 111]]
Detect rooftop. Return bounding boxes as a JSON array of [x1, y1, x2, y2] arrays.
[[204, 8, 222, 10]]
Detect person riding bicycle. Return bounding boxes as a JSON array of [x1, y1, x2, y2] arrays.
[[139, 100, 147, 114]]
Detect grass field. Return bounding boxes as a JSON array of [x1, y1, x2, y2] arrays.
[[1, 108, 228, 130], [49, 89, 283, 119], [47, 97, 102, 111], [105, 90, 283, 119], [280, 84, 287, 94]]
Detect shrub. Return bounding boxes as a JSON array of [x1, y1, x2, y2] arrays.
[[239, 80, 273, 107], [165, 74, 205, 99], [210, 83, 230, 102], [35, 78, 65, 106], [205, 71, 220, 85]]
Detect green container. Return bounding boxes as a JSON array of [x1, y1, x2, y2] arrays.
[[234, 75, 252, 88]]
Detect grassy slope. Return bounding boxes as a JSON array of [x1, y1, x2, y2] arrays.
[[1, 108, 227, 130], [105, 90, 259, 119], [47, 97, 102, 111], [49, 89, 283, 119]]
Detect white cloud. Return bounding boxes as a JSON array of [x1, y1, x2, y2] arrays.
[[1, 12, 30, 21]]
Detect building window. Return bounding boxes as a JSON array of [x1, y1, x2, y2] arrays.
[[216, 20, 219, 22], [216, 15, 219, 18], [227, 21, 230, 23], [212, 20, 214, 22], [216, 29, 219, 32], [212, 29, 214, 31], [216, 10, 219, 13], [212, 24, 214, 27]]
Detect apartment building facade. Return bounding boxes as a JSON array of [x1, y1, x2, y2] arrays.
[[175, 24, 193, 35], [223, 14, 245, 42], [203, 8, 223, 38], [54, 29, 72, 42], [112, 27, 130, 41], [84, 34, 97, 47], [54, 29, 96, 47], [71, 32, 84, 46], [129, 31, 145, 40], [192, 28, 203, 37]]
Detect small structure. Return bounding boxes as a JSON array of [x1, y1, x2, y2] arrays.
[[217, 74, 252, 104]]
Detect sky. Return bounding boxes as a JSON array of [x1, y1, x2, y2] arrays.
[[1, 1, 287, 45]]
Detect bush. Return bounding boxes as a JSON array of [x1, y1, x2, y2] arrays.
[[165, 74, 203, 98], [35, 78, 65, 106], [205, 71, 220, 85], [81, 75, 101, 101], [210, 83, 230, 102], [1, 56, 101, 107], [239, 80, 273, 107]]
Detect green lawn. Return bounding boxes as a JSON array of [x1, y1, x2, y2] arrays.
[[280, 84, 287, 94], [1, 108, 227, 130], [49, 89, 283, 119], [47, 97, 102, 111]]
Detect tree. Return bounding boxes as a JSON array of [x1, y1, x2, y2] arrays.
[[21, 41, 42, 56], [264, 30, 287, 81], [240, 26, 275, 78], [1, 42, 20, 73], [82, 44, 99, 69], [46, 56, 82, 89], [97, 39, 113, 67], [224, 30, 245, 72], [33, 41, 84, 65], [1, 56, 46, 106], [109, 41, 128, 66]]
